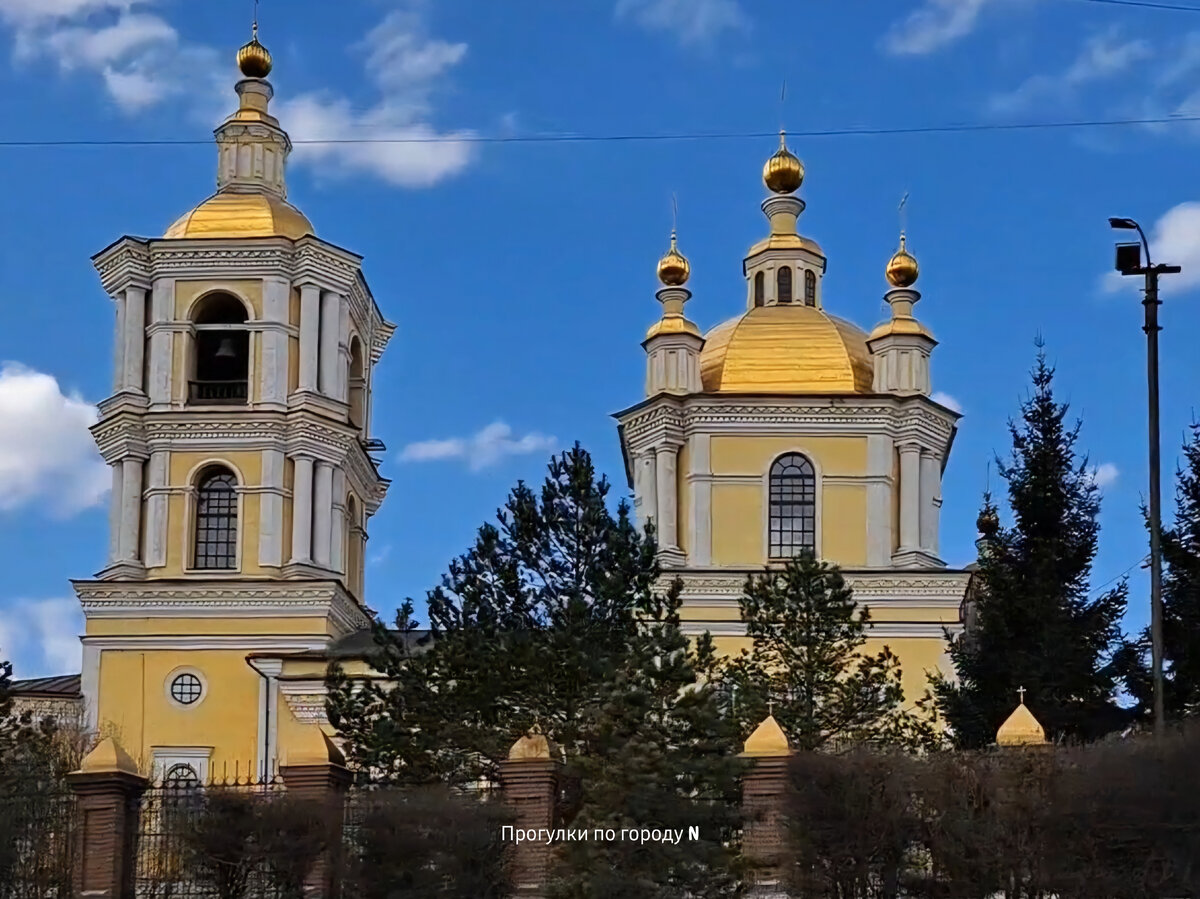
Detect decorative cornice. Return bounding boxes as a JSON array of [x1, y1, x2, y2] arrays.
[[681, 620, 962, 639], [667, 568, 971, 604]]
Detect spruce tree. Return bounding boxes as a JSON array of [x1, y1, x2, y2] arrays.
[[327, 445, 743, 896], [718, 552, 940, 753], [933, 350, 1128, 747], [1118, 423, 1200, 721]]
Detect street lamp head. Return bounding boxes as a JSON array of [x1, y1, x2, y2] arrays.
[[1109, 217, 1138, 230]]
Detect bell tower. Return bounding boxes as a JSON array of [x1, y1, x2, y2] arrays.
[[75, 27, 395, 779]]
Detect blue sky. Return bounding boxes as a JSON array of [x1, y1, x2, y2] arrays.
[[1, 0, 1199, 677]]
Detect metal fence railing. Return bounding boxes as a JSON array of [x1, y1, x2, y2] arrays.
[[0, 783, 75, 899]]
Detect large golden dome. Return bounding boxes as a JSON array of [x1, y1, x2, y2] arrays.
[[699, 304, 874, 394], [165, 192, 314, 240]]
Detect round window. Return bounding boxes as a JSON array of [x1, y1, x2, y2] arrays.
[[170, 672, 203, 705]]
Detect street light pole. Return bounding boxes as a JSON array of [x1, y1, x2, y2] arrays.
[[1109, 216, 1181, 739]]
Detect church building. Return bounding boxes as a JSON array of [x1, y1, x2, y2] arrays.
[[614, 135, 971, 702]]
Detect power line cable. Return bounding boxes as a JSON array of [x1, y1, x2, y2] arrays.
[[0, 114, 1197, 148], [1072, 0, 1200, 11]]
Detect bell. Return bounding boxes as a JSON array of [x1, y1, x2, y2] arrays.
[[214, 337, 236, 359]]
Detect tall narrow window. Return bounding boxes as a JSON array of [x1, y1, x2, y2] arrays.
[[768, 453, 816, 559], [193, 468, 238, 570], [348, 337, 366, 431], [753, 271, 765, 307], [190, 293, 250, 405], [804, 270, 816, 306], [777, 267, 793, 304]]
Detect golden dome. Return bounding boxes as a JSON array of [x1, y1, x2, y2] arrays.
[[996, 700, 1047, 747], [657, 231, 691, 286], [165, 192, 314, 240], [237, 26, 272, 78], [885, 233, 919, 288], [742, 714, 790, 757], [700, 304, 874, 394], [763, 130, 804, 195]]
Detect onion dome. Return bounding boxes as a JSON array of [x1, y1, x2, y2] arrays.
[[237, 23, 272, 78], [886, 232, 920, 288], [976, 504, 1000, 536], [763, 130, 805, 195], [657, 231, 691, 286]]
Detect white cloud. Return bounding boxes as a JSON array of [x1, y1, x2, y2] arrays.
[[931, 391, 963, 413], [881, 0, 994, 56], [615, 0, 747, 45], [0, 363, 108, 516], [276, 3, 475, 188], [0, 598, 83, 678], [399, 422, 558, 472], [990, 29, 1151, 114], [1102, 201, 1200, 296], [1090, 462, 1120, 489]]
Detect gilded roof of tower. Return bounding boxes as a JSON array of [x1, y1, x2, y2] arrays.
[[165, 192, 314, 240], [699, 303, 875, 394]]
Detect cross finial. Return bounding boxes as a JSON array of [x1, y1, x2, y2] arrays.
[[252, 0, 260, 38], [898, 191, 910, 239], [1017, 685, 1026, 704], [671, 193, 678, 236], [767, 698, 775, 716]]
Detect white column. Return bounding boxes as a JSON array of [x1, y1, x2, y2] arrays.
[[259, 449, 285, 568], [147, 279, 174, 405], [107, 464, 123, 564], [330, 468, 347, 574], [898, 444, 921, 552], [687, 433, 712, 566], [312, 461, 333, 567], [633, 451, 655, 531], [298, 284, 320, 392], [111, 294, 126, 393], [117, 457, 144, 561], [260, 278, 290, 405], [337, 301, 351, 403], [919, 449, 941, 554], [654, 444, 679, 549], [318, 291, 340, 398], [143, 451, 169, 568], [290, 456, 314, 564], [122, 286, 146, 393]]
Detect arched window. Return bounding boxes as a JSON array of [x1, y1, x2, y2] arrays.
[[193, 467, 238, 570], [163, 764, 200, 790], [768, 453, 816, 559], [753, 271, 765, 307], [777, 267, 793, 304], [190, 293, 249, 405], [348, 337, 366, 431], [804, 270, 817, 306]]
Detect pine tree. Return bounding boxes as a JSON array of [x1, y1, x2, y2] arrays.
[[327, 444, 743, 896], [933, 350, 1128, 747], [1118, 423, 1200, 721], [718, 552, 940, 753]]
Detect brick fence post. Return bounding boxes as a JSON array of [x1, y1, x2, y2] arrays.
[[740, 715, 792, 895], [280, 732, 352, 899], [66, 737, 149, 899], [499, 731, 561, 897]]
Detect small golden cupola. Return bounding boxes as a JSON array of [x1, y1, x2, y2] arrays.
[[643, 227, 704, 398], [741, 714, 791, 757], [885, 233, 920, 289], [763, 130, 805, 195], [996, 688, 1048, 747], [165, 23, 313, 241], [867, 229, 938, 396]]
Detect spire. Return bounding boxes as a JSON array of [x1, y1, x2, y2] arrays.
[[216, 17, 291, 198], [646, 226, 699, 341]]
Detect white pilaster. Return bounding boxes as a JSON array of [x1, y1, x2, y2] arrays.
[[634, 451, 658, 532], [289, 456, 314, 564], [258, 449, 285, 568], [298, 284, 320, 393], [122, 286, 146, 393], [919, 449, 940, 555], [260, 277, 290, 406], [147, 279, 174, 405], [897, 444, 921, 553], [337, 301, 351, 403], [118, 457, 144, 561], [80, 642, 100, 735], [654, 444, 679, 550], [318, 291, 340, 399], [330, 467, 347, 574], [687, 433, 712, 566], [143, 451, 169, 568], [107, 464, 123, 564], [865, 434, 893, 567], [111, 293, 126, 393], [312, 461, 333, 567]]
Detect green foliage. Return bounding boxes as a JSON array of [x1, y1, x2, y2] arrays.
[[344, 786, 513, 899], [934, 350, 1128, 747], [718, 553, 941, 753], [328, 444, 744, 897]]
